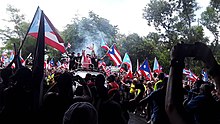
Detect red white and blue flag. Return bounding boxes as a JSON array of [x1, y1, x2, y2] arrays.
[[56, 60, 61, 67], [28, 7, 66, 53], [183, 68, 191, 75], [139, 58, 152, 80], [107, 44, 122, 66], [98, 60, 106, 68], [121, 53, 132, 78], [153, 57, 162, 74], [101, 38, 109, 50], [20, 56, 25, 66], [201, 69, 208, 82], [185, 70, 198, 82]]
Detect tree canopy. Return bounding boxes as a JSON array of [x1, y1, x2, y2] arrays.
[[0, 1, 219, 74]]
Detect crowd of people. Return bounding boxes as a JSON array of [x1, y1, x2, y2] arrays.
[[0, 42, 220, 124]]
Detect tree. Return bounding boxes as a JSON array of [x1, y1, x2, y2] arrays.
[[143, 0, 209, 72], [0, 5, 63, 60], [0, 5, 27, 51], [62, 11, 118, 58], [200, 0, 220, 53]]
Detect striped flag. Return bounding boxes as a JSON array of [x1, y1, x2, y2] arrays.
[[139, 58, 152, 80], [28, 7, 66, 53], [107, 44, 122, 66]]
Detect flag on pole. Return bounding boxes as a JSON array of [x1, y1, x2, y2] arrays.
[[28, 7, 66, 53], [139, 58, 152, 80], [101, 38, 109, 50], [186, 70, 198, 82], [153, 57, 162, 74], [67, 42, 71, 48], [183, 68, 191, 75], [201, 69, 208, 82], [121, 53, 132, 78], [107, 44, 122, 66], [57, 60, 61, 67], [98, 60, 106, 68]]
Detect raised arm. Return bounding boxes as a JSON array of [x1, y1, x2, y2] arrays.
[[165, 43, 196, 124]]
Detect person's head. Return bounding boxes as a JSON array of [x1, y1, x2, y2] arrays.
[[10, 67, 33, 88], [193, 80, 204, 89], [0, 67, 13, 83], [95, 74, 105, 87], [158, 72, 165, 80], [147, 82, 152, 88], [85, 73, 92, 82], [200, 83, 212, 95], [71, 52, 75, 56], [63, 102, 98, 124], [86, 54, 90, 58], [77, 53, 80, 56], [57, 72, 73, 96], [107, 75, 115, 83], [132, 78, 138, 84]]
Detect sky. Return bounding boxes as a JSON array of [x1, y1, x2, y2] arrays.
[[0, 0, 212, 45]]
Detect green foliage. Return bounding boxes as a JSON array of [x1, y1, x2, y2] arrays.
[[200, 1, 220, 53], [62, 11, 118, 58]]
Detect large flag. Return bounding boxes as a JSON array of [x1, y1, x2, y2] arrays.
[[153, 57, 162, 74], [107, 44, 122, 66], [139, 58, 152, 80], [28, 7, 66, 53], [101, 38, 109, 50], [121, 53, 132, 78]]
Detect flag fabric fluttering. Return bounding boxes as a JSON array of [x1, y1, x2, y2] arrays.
[[139, 58, 152, 80], [105, 66, 112, 76], [67, 42, 71, 48], [186, 70, 198, 82], [56, 60, 61, 67], [107, 44, 122, 66], [201, 69, 208, 82], [183, 68, 191, 75], [48, 58, 55, 69], [20, 56, 25, 66], [153, 57, 162, 74], [121, 53, 132, 78], [101, 38, 109, 50], [98, 60, 106, 69], [28, 7, 66, 53]]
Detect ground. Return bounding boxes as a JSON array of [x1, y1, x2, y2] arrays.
[[128, 113, 148, 124]]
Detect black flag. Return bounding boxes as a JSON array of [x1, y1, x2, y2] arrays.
[[32, 9, 45, 109]]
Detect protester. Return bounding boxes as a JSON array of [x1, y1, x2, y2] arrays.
[[63, 102, 98, 124]]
